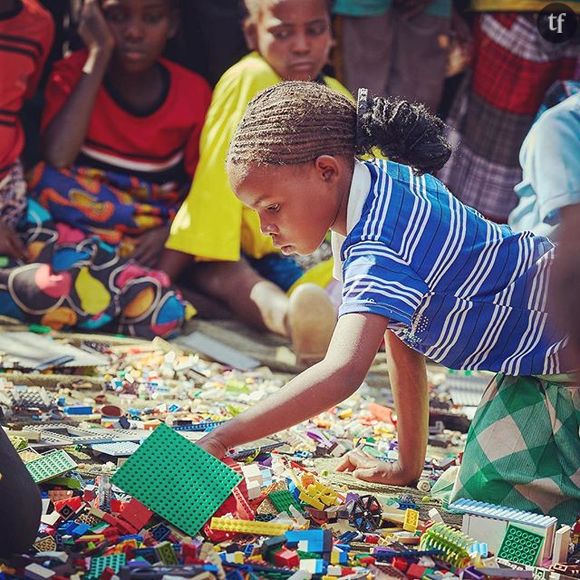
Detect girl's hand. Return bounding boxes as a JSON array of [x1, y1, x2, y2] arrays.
[[337, 448, 421, 486], [197, 434, 229, 460], [0, 226, 28, 261], [79, 0, 115, 56], [131, 225, 171, 268]]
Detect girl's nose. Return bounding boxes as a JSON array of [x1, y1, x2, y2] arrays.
[[124, 18, 145, 41], [292, 31, 310, 53], [260, 218, 278, 236]]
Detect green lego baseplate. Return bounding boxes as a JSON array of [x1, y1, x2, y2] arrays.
[[268, 490, 304, 515], [497, 523, 544, 566], [25, 449, 77, 483], [88, 553, 126, 579], [111, 423, 242, 536]]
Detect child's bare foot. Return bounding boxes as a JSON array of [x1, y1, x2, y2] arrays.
[[287, 283, 336, 366]]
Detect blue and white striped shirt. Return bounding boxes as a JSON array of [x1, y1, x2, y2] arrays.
[[334, 159, 568, 375]]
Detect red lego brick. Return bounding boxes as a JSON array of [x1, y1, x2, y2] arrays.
[[407, 564, 427, 579], [274, 548, 299, 568], [120, 498, 153, 530], [54, 496, 82, 514], [392, 557, 409, 572]]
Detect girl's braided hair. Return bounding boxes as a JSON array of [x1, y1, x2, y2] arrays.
[[228, 81, 452, 175]]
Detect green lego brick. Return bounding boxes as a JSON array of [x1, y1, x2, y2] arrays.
[[268, 490, 304, 515], [498, 523, 544, 566], [88, 554, 126, 579], [25, 450, 77, 483], [111, 423, 242, 536]]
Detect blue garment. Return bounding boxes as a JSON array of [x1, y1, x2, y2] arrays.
[[508, 90, 580, 239], [247, 253, 304, 292], [338, 160, 568, 375], [333, 0, 451, 17]]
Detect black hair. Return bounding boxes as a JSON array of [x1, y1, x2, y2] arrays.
[[242, 0, 333, 23], [228, 81, 452, 175]]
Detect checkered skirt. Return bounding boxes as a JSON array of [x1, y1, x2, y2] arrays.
[[450, 373, 580, 526]]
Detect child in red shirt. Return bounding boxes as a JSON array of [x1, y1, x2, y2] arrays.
[[0, 0, 53, 556], [0, 0, 53, 257], [0, 0, 210, 338]]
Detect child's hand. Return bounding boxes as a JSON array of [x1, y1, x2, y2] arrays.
[[79, 0, 115, 56], [337, 449, 421, 486], [131, 225, 171, 268], [0, 226, 28, 261], [197, 434, 229, 460]]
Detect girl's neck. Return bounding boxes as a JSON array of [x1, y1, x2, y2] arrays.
[[106, 61, 166, 115]]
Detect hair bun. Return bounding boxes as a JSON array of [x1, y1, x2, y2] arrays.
[[356, 96, 452, 174]]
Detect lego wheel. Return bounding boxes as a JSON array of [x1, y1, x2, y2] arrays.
[[348, 494, 382, 532]]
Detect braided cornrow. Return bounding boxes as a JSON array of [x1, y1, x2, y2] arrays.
[[228, 81, 451, 174]]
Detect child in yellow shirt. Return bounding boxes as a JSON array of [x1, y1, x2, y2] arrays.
[[162, 0, 352, 364]]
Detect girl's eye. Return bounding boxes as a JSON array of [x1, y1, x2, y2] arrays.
[[307, 22, 328, 36], [104, 8, 127, 23], [271, 29, 291, 40], [144, 12, 164, 24], [267, 204, 280, 213]]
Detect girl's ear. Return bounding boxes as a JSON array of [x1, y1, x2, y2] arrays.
[[243, 20, 258, 50], [167, 9, 179, 39]]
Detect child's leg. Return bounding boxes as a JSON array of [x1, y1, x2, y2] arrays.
[[389, 6, 450, 112], [0, 428, 42, 556], [450, 373, 580, 525], [190, 258, 336, 364], [339, 12, 394, 96]]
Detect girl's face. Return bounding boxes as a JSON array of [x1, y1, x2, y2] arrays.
[[230, 157, 349, 256], [247, 0, 332, 81], [101, 0, 176, 74]]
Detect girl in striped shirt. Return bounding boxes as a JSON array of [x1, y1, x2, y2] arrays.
[[199, 81, 579, 523]]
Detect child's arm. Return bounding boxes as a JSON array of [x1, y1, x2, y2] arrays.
[[198, 312, 389, 458], [337, 333, 429, 485], [42, 0, 114, 168], [0, 426, 42, 556]]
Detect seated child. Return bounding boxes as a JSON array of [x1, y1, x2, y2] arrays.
[[0, 0, 53, 256], [0, 0, 52, 555], [0, 0, 211, 338], [508, 81, 580, 239], [199, 82, 579, 525], [163, 0, 350, 364]]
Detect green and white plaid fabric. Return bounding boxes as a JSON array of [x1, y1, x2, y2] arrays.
[[450, 373, 580, 525]]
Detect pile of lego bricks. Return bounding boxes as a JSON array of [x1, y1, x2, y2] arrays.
[[0, 328, 579, 579]]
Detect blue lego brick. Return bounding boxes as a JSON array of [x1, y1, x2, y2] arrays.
[[285, 529, 332, 553], [71, 523, 91, 537], [173, 421, 226, 432]]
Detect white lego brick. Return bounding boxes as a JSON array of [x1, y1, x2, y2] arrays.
[[552, 525, 571, 565]]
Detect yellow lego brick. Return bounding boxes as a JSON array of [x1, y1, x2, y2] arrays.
[[233, 551, 245, 564], [210, 517, 291, 536], [403, 509, 419, 533], [299, 491, 325, 510]]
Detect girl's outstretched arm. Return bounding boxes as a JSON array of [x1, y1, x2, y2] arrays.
[[337, 331, 428, 485], [198, 312, 389, 458]]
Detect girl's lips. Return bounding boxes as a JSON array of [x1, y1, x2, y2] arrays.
[[122, 50, 146, 61]]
